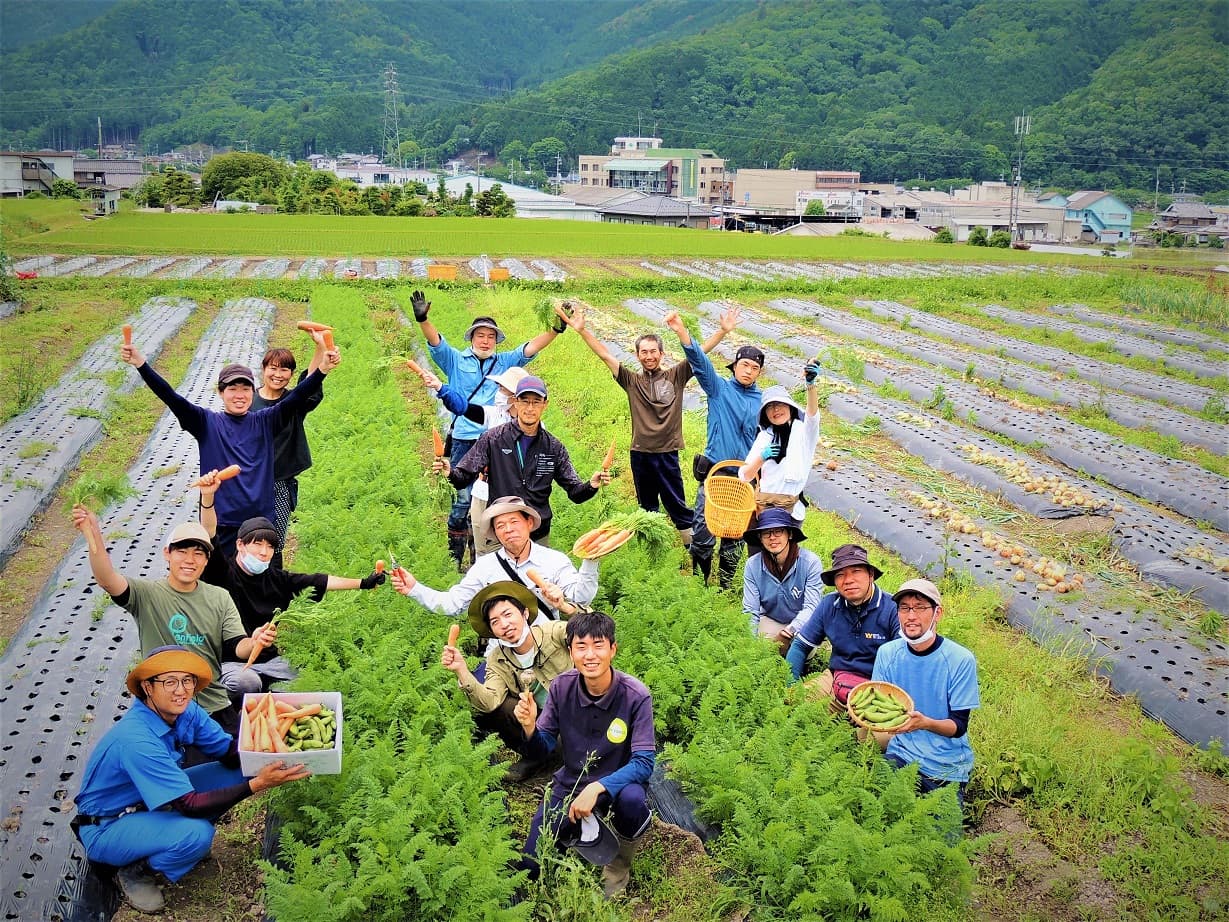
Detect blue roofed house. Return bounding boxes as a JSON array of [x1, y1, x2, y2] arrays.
[[1064, 191, 1132, 243]]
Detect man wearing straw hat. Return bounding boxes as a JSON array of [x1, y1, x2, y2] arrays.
[[72, 646, 308, 913], [439, 580, 573, 781], [873, 578, 980, 810], [785, 544, 899, 706], [410, 289, 563, 568], [663, 310, 762, 589]]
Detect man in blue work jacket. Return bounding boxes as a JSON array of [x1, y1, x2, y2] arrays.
[[410, 289, 564, 569], [72, 646, 307, 913], [664, 310, 763, 588]]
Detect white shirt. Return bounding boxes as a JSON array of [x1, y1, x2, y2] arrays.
[[740, 411, 821, 515]]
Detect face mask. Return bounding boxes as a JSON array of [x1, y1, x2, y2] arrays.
[[902, 611, 938, 647], [495, 623, 532, 649], [240, 551, 270, 575], [494, 392, 510, 408]]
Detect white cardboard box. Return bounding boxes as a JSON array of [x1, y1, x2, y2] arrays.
[[238, 691, 343, 776]]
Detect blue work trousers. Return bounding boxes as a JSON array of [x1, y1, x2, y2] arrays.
[[446, 437, 477, 533], [78, 762, 247, 882]]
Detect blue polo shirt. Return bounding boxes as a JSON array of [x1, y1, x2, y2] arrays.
[[682, 339, 761, 462], [874, 636, 980, 782], [533, 669, 656, 797], [427, 335, 531, 442], [788, 586, 900, 679], [75, 699, 233, 818]]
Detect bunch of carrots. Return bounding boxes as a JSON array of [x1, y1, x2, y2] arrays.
[[572, 526, 634, 559], [240, 692, 326, 753]]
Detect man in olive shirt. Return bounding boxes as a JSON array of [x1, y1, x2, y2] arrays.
[[73, 506, 273, 737], [562, 301, 738, 549]]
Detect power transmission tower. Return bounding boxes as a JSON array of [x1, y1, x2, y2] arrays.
[[381, 63, 403, 167], [1009, 111, 1031, 241]]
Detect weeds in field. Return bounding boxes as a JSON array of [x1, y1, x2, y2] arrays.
[[15, 440, 53, 459]]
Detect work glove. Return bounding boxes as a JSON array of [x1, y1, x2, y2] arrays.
[[551, 301, 572, 334], [761, 442, 782, 462], [804, 361, 821, 384], [360, 569, 388, 590], [410, 290, 431, 322]]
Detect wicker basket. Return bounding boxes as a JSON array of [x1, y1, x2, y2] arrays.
[[703, 460, 756, 538], [846, 681, 914, 733]]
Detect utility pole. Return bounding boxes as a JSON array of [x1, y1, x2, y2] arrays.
[[555, 154, 563, 194], [381, 63, 403, 167], [1154, 165, 1160, 215], [1009, 111, 1031, 241], [97, 116, 103, 159]]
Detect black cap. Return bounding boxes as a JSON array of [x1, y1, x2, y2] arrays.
[[726, 345, 765, 372]]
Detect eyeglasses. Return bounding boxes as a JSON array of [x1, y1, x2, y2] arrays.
[[898, 604, 935, 615], [147, 675, 197, 692]]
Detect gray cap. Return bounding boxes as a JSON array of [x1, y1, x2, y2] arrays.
[[893, 578, 942, 609]]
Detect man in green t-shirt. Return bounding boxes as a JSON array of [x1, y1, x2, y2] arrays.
[[73, 505, 274, 736]]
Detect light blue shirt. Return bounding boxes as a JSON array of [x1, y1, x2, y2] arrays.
[[427, 335, 531, 441], [873, 636, 980, 782]]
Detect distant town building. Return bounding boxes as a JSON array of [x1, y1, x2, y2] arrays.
[[732, 169, 864, 217], [1062, 191, 1132, 243], [442, 174, 596, 220], [575, 137, 728, 206], [74, 158, 145, 191], [309, 153, 435, 186], [1149, 201, 1227, 244]]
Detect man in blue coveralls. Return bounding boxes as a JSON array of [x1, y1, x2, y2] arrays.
[[514, 611, 656, 899], [72, 646, 308, 913], [410, 289, 564, 568]]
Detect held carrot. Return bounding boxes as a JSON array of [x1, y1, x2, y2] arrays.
[[375, 560, 386, 575], [296, 320, 333, 333], [122, 324, 132, 346], [406, 359, 426, 377], [432, 427, 445, 458], [322, 329, 335, 350], [192, 464, 241, 488], [447, 623, 460, 647], [602, 439, 616, 471], [525, 569, 577, 615], [242, 627, 272, 670]]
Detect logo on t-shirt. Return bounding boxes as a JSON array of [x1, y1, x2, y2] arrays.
[[168, 612, 206, 646], [607, 718, 628, 744]]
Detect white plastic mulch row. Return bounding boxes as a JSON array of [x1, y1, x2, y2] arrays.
[[531, 259, 568, 281], [408, 258, 430, 279], [39, 256, 98, 277], [11, 255, 56, 273], [499, 258, 537, 280], [468, 256, 494, 280], [0, 296, 197, 566], [250, 258, 291, 279], [332, 258, 362, 278], [203, 258, 246, 279], [121, 257, 177, 277], [164, 257, 213, 278], [371, 259, 401, 279], [297, 258, 330, 279], [639, 261, 680, 277], [76, 257, 138, 277]]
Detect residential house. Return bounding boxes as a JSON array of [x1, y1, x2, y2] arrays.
[[441, 174, 597, 220], [577, 137, 728, 206], [1064, 191, 1133, 243], [1149, 201, 1226, 243], [592, 192, 710, 228], [74, 158, 145, 191], [0, 150, 76, 196]]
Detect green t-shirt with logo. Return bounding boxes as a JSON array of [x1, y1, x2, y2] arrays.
[[121, 578, 246, 714]]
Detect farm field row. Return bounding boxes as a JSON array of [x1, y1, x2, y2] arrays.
[[0, 274, 1225, 921]]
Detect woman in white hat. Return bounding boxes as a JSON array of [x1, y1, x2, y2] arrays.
[[738, 361, 821, 519]]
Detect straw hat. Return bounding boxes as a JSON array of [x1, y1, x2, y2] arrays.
[[126, 645, 213, 699]]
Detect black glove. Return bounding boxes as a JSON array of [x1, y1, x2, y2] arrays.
[[410, 290, 431, 323], [360, 570, 387, 590], [551, 301, 571, 334], [804, 361, 821, 384]]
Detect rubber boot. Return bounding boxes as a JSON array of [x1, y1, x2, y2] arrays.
[[601, 834, 641, 899], [691, 550, 712, 584], [447, 530, 469, 571]]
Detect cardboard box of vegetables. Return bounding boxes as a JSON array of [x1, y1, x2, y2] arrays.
[[239, 691, 343, 776]]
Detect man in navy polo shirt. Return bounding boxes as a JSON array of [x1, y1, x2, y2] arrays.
[[514, 611, 655, 899], [72, 646, 307, 913], [785, 544, 900, 706]]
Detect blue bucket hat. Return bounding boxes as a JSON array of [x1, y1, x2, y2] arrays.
[[744, 507, 806, 542]]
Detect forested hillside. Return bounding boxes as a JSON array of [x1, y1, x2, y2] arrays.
[[2, 0, 1226, 194]]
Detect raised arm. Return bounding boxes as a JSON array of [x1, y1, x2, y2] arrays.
[[522, 327, 561, 359], [410, 290, 443, 347], [565, 302, 621, 376], [197, 470, 223, 538], [700, 305, 739, 353], [121, 344, 207, 437], [72, 504, 128, 597], [305, 328, 328, 375], [663, 310, 693, 348]]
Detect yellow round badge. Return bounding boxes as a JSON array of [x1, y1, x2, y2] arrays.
[[607, 718, 628, 744]]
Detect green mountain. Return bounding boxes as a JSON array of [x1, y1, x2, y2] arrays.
[[0, 0, 121, 52], [2, 0, 1226, 193]]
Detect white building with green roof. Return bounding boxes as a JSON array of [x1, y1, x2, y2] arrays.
[[576, 136, 728, 206]]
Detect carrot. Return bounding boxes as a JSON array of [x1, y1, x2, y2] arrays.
[[432, 427, 445, 458], [447, 623, 460, 647], [271, 729, 291, 754], [122, 324, 132, 346], [274, 700, 295, 715], [192, 464, 240, 488], [602, 439, 616, 471], [375, 560, 386, 575], [406, 359, 426, 377], [241, 625, 271, 670], [245, 696, 262, 713], [296, 320, 332, 333], [282, 703, 322, 721], [525, 568, 577, 615], [573, 528, 608, 556], [322, 329, 336, 350], [240, 711, 255, 750], [590, 529, 633, 557]]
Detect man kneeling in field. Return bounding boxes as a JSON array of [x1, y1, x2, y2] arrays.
[[439, 581, 573, 781], [72, 647, 307, 914], [513, 612, 655, 899]]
